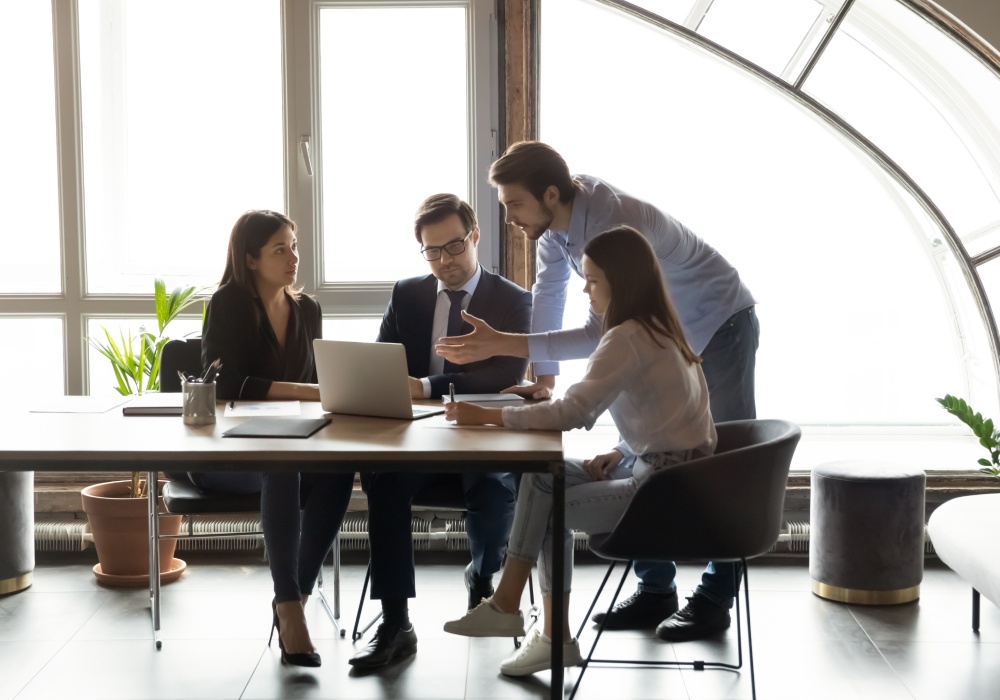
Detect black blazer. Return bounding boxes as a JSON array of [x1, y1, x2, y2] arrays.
[[201, 282, 322, 401], [377, 267, 531, 398]]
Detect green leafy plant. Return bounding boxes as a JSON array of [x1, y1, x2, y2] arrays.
[[936, 394, 1000, 479], [89, 278, 209, 497], [89, 278, 208, 396]]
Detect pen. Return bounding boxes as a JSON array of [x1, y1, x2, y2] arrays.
[[449, 382, 455, 403], [202, 358, 222, 384]]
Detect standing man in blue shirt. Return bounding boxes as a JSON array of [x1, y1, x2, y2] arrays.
[[436, 141, 759, 642]]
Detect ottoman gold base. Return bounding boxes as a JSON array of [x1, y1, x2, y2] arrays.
[[812, 580, 920, 605], [0, 572, 32, 596]]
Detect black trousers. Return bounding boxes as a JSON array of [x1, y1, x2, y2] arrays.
[[361, 471, 517, 600]]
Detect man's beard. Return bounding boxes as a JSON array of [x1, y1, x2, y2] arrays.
[[522, 204, 554, 240]]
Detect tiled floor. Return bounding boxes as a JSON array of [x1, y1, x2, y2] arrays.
[[0, 550, 997, 700]]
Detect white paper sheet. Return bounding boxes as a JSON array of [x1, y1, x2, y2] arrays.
[[224, 401, 301, 417]]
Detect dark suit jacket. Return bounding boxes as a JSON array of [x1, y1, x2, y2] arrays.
[[376, 267, 531, 399]]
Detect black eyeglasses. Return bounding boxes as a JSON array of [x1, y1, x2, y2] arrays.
[[420, 231, 472, 261]]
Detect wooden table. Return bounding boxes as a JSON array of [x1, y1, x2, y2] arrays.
[[0, 401, 570, 696]]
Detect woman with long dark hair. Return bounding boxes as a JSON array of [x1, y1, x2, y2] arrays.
[[200, 210, 354, 667], [441, 225, 716, 676]]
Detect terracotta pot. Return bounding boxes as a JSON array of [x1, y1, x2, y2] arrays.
[[81, 480, 182, 583]]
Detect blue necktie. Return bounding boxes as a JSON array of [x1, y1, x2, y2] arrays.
[[443, 289, 467, 374]]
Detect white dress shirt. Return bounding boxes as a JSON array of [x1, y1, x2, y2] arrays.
[[420, 265, 483, 397]]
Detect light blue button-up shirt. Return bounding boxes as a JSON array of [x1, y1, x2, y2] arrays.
[[526, 175, 755, 376]]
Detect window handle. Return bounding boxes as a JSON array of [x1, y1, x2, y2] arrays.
[[299, 136, 313, 176]]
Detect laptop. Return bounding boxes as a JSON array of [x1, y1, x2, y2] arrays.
[[313, 339, 446, 420]]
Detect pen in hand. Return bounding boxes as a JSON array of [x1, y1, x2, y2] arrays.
[[449, 382, 455, 403]]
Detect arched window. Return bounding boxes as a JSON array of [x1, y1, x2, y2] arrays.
[[540, 0, 1000, 472]]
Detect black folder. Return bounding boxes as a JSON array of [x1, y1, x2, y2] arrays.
[[221, 417, 331, 439]]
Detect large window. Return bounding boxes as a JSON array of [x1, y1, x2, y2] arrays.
[[286, 0, 498, 318], [541, 0, 1000, 472], [0, 0, 496, 396], [78, 0, 284, 294], [317, 5, 475, 283], [0, 3, 60, 294]]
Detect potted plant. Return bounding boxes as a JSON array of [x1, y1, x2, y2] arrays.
[[81, 278, 209, 586], [936, 394, 1000, 479]]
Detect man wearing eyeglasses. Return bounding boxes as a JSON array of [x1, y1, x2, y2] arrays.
[[349, 193, 532, 671]]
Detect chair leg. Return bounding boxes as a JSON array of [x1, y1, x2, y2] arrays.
[[352, 560, 383, 641], [317, 538, 346, 638], [742, 558, 756, 700], [569, 560, 632, 700], [973, 588, 981, 633], [576, 560, 622, 640], [515, 573, 542, 649], [527, 573, 539, 618]]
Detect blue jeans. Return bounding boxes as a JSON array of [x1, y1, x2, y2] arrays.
[[507, 452, 691, 595], [635, 306, 760, 608]]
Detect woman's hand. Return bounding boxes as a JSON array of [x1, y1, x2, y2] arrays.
[[444, 401, 504, 426], [582, 449, 624, 481]]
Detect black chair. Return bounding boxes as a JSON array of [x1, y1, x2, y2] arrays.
[[152, 338, 345, 640], [572, 419, 801, 700], [352, 476, 537, 646]]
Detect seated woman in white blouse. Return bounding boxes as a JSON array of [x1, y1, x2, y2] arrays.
[[441, 225, 717, 677]]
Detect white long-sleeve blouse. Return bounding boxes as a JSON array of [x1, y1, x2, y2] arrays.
[[502, 319, 717, 460]]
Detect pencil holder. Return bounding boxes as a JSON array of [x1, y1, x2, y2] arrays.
[[182, 380, 216, 425]]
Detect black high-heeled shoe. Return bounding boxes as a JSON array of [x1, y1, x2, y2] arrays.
[[269, 598, 322, 667]]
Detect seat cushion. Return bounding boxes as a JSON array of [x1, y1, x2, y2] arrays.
[[928, 493, 1000, 610], [162, 479, 260, 515]]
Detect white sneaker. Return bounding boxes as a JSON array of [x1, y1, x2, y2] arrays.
[[443, 597, 526, 637], [499, 628, 584, 677]]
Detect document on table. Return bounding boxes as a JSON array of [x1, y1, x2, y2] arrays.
[[30, 395, 131, 413], [224, 401, 301, 417], [442, 393, 526, 408]]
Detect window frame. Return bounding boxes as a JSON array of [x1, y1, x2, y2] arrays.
[[283, 0, 500, 319], [0, 0, 498, 396]]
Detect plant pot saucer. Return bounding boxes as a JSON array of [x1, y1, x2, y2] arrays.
[[92, 558, 187, 588]]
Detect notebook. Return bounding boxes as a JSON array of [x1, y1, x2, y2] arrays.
[[122, 392, 184, 416], [312, 339, 446, 420], [222, 417, 331, 439]]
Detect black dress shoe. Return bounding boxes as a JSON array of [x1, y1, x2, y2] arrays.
[[655, 595, 731, 641], [348, 623, 418, 669], [591, 590, 679, 630], [464, 562, 495, 611]]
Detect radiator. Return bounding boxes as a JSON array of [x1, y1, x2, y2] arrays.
[[34, 518, 933, 555], [33, 512, 591, 553], [772, 521, 935, 555]]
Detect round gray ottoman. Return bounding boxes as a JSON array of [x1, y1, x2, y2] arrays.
[[810, 461, 925, 604], [0, 471, 34, 596]]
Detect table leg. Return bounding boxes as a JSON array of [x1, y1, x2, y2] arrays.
[[147, 470, 162, 649], [549, 460, 565, 698]]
